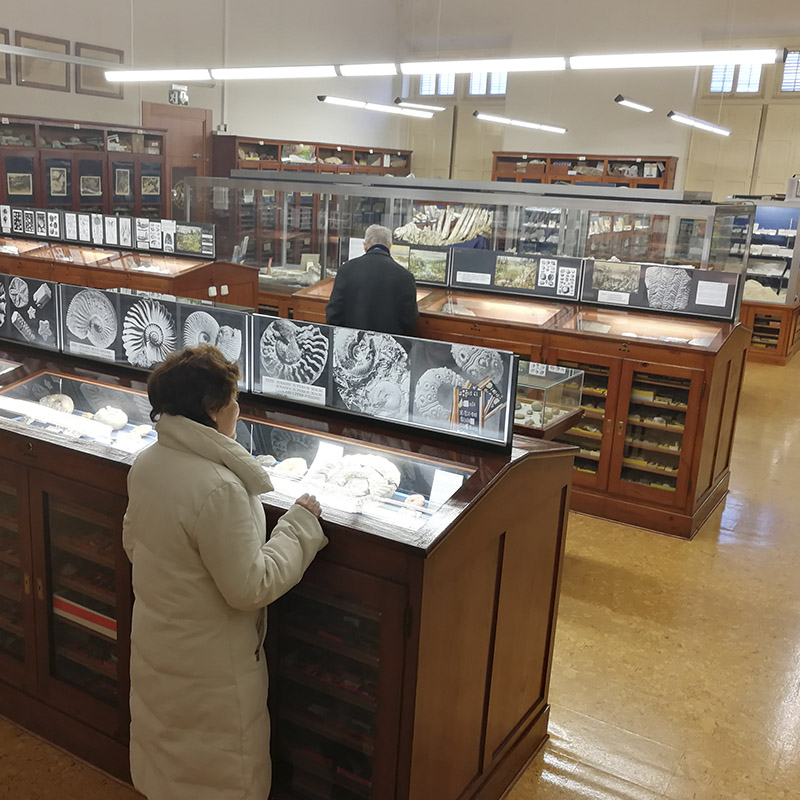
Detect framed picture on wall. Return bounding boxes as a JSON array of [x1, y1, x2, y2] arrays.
[[49, 167, 68, 196], [80, 175, 102, 197], [15, 31, 70, 92], [0, 29, 10, 85], [75, 42, 124, 99], [7, 173, 33, 196]]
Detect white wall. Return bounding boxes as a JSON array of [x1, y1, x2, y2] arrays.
[[2, 0, 800, 187]]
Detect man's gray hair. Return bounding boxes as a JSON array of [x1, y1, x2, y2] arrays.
[[364, 224, 392, 250]]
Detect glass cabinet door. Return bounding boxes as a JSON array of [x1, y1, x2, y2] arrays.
[[0, 458, 32, 689], [270, 563, 406, 800], [548, 350, 622, 491], [30, 472, 128, 738], [607, 361, 703, 506]]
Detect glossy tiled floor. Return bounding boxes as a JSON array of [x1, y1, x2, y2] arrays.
[[1, 357, 798, 799]]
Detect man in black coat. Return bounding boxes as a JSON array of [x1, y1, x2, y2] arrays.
[[326, 224, 418, 335]]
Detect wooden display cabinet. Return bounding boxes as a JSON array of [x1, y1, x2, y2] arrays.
[[0, 115, 166, 218], [492, 152, 677, 190], [0, 239, 260, 310], [739, 299, 800, 365], [0, 346, 574, 800]]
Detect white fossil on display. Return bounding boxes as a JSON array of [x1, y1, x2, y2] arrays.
[[256, 454, 277, 468], [215, 325, 243, 362], [260, 319, 328, 384], [8, 277, 29, 308], [273, 457, 308, 476], [66, 289, 118, 349], [129, 424, 153, 437], [404, 494, 426, 508], [394, 204, 494, 246], [122, 299, 177, 368], [39, 394, 75, 414], [182, 311, 219, 348], [93, 406, 128, 430], [312, 454, 401, 498]]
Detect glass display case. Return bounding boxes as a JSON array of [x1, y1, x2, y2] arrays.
[[420, 291, 569, 327], [0, 464, 24, 666], [0, 237, 47, 255], [0, 358, 22, 377], [0, 371, 155, 461], [515, 361, 583, 431]]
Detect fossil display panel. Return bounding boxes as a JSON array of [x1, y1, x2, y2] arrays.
[[0, 371, 155, 460], [251, 315, 516, 447], [515, 362, 583, 431], [0, 273, 59, 351]]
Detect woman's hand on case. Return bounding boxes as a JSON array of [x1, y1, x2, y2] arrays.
[[294, 493, 321, 518]]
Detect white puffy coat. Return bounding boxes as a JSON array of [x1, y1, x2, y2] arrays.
[[122, 413, 327, 800]]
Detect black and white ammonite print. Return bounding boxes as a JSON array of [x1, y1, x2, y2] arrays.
[[122, 298, 176, 368], [66, 289, 118, 349], [332, 329, 410, 420], [259, 318, 329, 384], [183, 311, 243, 363]]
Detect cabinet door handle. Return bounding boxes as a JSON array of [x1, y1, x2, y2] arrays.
[[36, 578, 45, 601], [23, 573, 31, 596], [617, 420, 624, 435]]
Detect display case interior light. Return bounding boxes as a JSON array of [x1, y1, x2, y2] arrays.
[[318, 96, 433, 118], [401, 57, 566, 75], [614, 94, 654, 113], [667, 110, 731, 136], [339, 62, 397, 76], [394, 98, 447, 112], [570, 48, 779, 70], [104, 68, 212, 82], [473, 111, 567, 134], [210, 65, 337, 80]]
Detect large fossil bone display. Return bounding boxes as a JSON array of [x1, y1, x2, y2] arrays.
[[394, 204, 493, 246]]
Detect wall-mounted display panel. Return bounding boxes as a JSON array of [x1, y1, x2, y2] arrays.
[[0, 273, 60, 351]]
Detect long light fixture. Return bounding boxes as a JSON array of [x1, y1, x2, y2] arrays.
[[401, 57, 565, 75], [571, 48, 778, 70], [614, 94, 654, 113], [473, 111, 566, 134], [394, 98, 447, 112], [211, 65, 336, 80], [340, 63, 397, 76], [104, 68, 212, 82], [667, 110, 731, 136], [318, 96, 433, 119]]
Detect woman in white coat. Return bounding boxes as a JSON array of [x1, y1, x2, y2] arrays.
[[123, 345, 327, 800]]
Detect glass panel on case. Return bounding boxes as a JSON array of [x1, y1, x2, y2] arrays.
[[237, 418, 473, 530], [275, 587, 379, 799], [622, 371, 688, 493], [425, 292, 566, 327], [44, 493, 118, 705], [0, 358, 22, 376], [0, 372, 155, 457], [0, 478, 23, 661], [515, 361, 583, 431]]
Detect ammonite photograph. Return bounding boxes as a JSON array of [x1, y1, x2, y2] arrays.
[[258, 317, 331, 389]]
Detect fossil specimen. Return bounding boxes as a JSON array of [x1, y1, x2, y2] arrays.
[[450, 344, 504, 384], [215, 326, 242, 362], [93, 406, 128, 430], [9, 277, 28, 308], [66, 289, 118, 349], [273, 457, 308, 476], [11, 311, 36, 342], [182, 311, 220, 348], [40, 394, 75, 414], [122, 299, 176, 368], [315, 454, 401, 498], [260, 319, 328, 384], [644, 267, 692, 311], [33, 283, 52, 309], [413, 367, 468, 421]]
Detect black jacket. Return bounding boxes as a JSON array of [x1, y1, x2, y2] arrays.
[[326, 246, 419, 335]]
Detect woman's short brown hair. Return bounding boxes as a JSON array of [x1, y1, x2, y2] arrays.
[[147, 345, 240, 428]]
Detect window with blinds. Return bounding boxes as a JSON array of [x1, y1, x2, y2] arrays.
[[710, 64, 735, 93], [469, 72, 488, 95], [419, 74, 436, 95], [736, 63, 762, 92], [782, 51, 800, 91], [468, 71, 507, 96], [438, 73, 456, 95], [489, 72, 508, 95]]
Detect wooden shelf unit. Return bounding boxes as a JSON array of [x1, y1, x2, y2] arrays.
[[491, 152, 677, 190], [0, 114, 166, 218], [740, 299, 800, 365]]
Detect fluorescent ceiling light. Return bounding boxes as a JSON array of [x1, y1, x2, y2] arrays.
[[211, 65, 336, 80], [571, 48, 778, 70], [105, 68, 211, 82], [401, 57, 565, 75], [667, 110, 731, 136], [394, 98, 447, 111], [474, 111, 566, 134], [340, 63, 397, 76], [318, 96, 433, 119], [614, 94, 654, 113]]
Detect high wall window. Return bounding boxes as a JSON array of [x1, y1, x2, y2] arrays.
[[782, 51, 800, 91], [709, 63, 762, 94], [469, 71, 507, 96], [419, 73, 456, 96]]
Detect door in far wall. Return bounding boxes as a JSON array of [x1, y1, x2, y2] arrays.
[[142, 102, 212, 219]]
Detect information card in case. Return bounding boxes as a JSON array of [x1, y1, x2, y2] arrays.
[[450, 248, 584, 301], [581, 259, 741, 322], [251, 314, 517, 447], [0, 272, 60, 351]]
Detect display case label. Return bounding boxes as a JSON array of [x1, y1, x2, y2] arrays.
[[69, 341, 116, 362], [262, 377, 326, 405], [695, 281, 729, 307], [597, 290, 630, 304], [456, 271, 492, 285]]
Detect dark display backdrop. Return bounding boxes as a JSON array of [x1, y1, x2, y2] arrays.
[[251, 314, 516, 447], [450, 248, 583, 301], [0, 273, 60, 351], [581, 259, 741, 322]]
